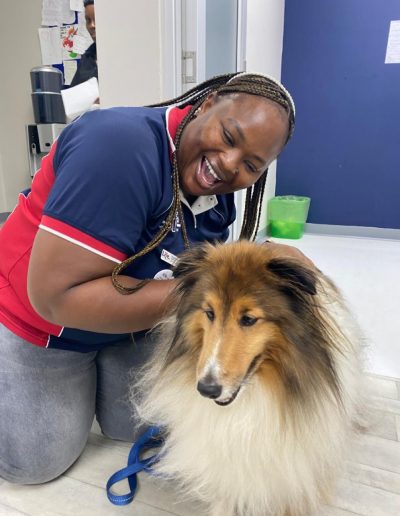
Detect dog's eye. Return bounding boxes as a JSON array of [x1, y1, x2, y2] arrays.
[[240, 315, 258, 327], [205, 309, 215, 322]]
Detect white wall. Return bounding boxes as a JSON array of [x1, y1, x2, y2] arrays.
[[0, 0, 42, 212], [95, 0, 163, 107], [245, 0, 286, 223]]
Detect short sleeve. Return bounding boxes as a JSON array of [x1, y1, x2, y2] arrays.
[[42, 107, 171, 261]]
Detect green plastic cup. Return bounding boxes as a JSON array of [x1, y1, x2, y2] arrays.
[[267, 195, 311, 239]]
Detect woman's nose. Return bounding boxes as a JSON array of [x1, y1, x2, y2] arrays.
[[221, 150, 241, 178]]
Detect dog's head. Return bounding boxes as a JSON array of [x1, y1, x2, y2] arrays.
[[166, 241, 339, 407]]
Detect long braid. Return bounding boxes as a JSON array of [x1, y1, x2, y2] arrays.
[[240, 172, 267, 240], [112, 72, 295, 294]]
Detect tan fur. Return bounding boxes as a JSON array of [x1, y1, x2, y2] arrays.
[[132, 241, 365, 516]]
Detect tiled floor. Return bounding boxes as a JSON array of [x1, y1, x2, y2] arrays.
[[0, 374, 399, 516]]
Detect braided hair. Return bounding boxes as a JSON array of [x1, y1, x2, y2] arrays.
[[112, 72, 296, 294]]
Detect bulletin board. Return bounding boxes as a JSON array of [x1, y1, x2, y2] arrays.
[[278, 0, 400, 230], [38, 0, 93, 85]]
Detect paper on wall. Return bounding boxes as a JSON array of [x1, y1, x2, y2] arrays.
[[70, 0, 84, 12], [42, 0, 75, 26], [61, 77, 99, 121], [73, 34, 91, 56], [61, 0, 76, 24], [38, 27, 62, 65], [61, 25, 79, 59], [42, 0, 62, 26], [77, 11, 93, 46], [385, 20, 400, 64], [63, 60, 78, 85]]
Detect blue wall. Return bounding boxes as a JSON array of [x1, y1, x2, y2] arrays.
[[278, 0, 400, 229]]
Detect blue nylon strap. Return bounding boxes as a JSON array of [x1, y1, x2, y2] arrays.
[[106, 425, 164, 506]]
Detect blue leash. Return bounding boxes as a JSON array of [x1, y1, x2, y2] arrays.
[[106, 425, 164, 506]]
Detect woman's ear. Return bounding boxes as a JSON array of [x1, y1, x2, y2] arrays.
[[199, 92, 218, 114]]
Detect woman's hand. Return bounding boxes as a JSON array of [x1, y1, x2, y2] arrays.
[[264, 240, 315, 268]]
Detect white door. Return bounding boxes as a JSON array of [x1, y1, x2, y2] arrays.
[[161, 0, 247, 239]]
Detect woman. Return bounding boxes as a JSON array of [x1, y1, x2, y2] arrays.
[[70, 0, 97, 87], [0, 72, 307, 484]]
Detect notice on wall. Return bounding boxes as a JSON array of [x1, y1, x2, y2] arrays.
[[72, 34, 91, 56], [38, 27, 62, 65], [63, 59, 78, 85], [42, 0, 75, 26], [385, 20, 400, 64], [70, 0, 84, 11]]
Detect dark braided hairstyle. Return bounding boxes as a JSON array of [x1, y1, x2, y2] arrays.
[[112, 72, 295, 294]]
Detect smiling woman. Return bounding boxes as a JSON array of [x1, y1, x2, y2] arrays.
[[0, 71, 307, 486], [177, 93, 289, 197]]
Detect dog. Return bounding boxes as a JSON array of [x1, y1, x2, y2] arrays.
[[132, 240, 364, 516]]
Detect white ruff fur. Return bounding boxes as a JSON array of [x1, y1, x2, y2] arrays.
[[133, 276, 364, 516]]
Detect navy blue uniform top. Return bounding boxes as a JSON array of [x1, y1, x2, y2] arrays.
[[0, 105, 235, 352]]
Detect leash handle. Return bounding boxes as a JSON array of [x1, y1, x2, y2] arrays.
[[106, 425, 164, 506]]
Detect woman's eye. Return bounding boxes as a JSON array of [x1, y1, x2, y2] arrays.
[[222, 128, 234, 146], [245, 161, 257, 174]]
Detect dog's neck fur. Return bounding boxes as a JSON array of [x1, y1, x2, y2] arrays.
[[137, 353, 351, 516]]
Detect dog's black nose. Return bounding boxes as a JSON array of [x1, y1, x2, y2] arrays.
[[197, 379, 222, 399]]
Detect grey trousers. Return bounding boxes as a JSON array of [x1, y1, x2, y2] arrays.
[[0, 324, 154, 484]]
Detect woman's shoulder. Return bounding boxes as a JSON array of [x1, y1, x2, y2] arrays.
[[78, 106, 167, 136], [60, 106, 168, 151]]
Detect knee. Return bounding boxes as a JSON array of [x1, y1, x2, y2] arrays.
[[0, 428, 90, 485], [97, 411, 145, 443], [1, 461, 65, 485], [0, 446, 82, 485]]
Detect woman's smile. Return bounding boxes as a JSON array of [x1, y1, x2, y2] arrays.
[[196, 157, 222, 190]]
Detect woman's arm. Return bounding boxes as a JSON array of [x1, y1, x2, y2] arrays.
[[28, 229, 176, 333]]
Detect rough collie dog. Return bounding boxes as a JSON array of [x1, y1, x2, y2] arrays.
[[133, 241, 364, 516]]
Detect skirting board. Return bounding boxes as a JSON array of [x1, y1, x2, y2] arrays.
[[258, 223, 400, 241]]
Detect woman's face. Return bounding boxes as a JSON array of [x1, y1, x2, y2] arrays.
[[177, 92, 289, 197], [85, 5, 96, 42]]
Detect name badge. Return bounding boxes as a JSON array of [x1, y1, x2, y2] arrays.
[[161, 249, 178, 266]]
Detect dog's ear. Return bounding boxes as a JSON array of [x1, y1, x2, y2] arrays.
[[267, 258, 317, 295], [173, 244, 209, 280]]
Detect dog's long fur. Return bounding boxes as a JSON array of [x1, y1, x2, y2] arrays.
[[132, 241, 364, 516]]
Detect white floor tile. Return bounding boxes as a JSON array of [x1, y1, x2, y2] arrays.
[[0, 505, 30, 516], [350, 434, 400, 474], [66, 440, 206, 516], [321, 506, 361, 516], [0, 476, 177, 516], [366, 375, 399, 400], [365, 410, 398, 440], [344, 461, 400, 495], [372, 396, 400, 416], [334, 478, 400, 516]]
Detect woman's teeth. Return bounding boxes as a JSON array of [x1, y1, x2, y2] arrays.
[[204, 157, 221, 183]]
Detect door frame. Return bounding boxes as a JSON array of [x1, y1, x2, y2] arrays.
[[161, 0, 248, 240]]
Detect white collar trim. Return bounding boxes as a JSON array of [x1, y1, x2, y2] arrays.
[[179, 191, 218, 216]]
